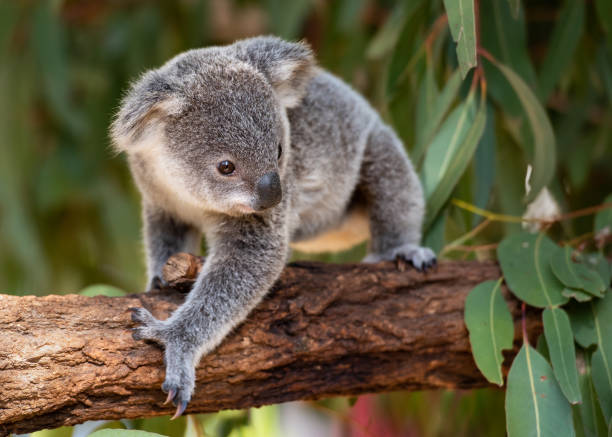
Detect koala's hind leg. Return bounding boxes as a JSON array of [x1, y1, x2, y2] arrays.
[[359, 123, 436, 270]]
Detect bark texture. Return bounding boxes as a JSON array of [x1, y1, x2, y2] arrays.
[[0, 254, 541, 435]]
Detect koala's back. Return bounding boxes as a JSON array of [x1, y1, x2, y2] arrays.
[[287, 70, 379, 243]]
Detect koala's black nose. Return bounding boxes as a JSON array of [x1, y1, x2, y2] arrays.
[[255, 172, 282, 210]]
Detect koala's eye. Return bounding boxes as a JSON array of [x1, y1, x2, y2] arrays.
[[217, 160, 235, 175], [278, 143, 282, 160]]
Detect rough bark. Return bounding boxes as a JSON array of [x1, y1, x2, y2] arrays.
[[0, 254, 541, 435]]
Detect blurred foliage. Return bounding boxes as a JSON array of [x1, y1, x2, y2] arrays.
[[1, 0, 611, 436]]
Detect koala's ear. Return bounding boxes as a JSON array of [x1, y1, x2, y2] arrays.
[[110, 71, 185, 152], [234, 37, 316, 108]]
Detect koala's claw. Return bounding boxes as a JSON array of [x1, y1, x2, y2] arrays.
[[164, 389, 176, 405], [162, 378, 192, 419], [364, 244, 437, 272], [171, 401, 189, 420]]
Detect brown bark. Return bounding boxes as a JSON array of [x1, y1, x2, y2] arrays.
[[0, 254, 541, 435]]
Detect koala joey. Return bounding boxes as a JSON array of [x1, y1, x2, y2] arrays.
[[111, 36, 436, 418]]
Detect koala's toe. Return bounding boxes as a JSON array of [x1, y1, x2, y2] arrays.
[[161, 379, 192, 419], [407, 247, 437, 272], [129, 307, 155, 324]]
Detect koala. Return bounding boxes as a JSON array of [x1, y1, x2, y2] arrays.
[[111, 36, 436, 418]]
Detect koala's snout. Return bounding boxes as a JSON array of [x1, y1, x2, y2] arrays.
[[254, 172, 282, 210]]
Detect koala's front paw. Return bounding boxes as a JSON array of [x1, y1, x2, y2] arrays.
[[130, 307, 196, 419], [363, 244, 437, 271], [130, 307, 165, 343]]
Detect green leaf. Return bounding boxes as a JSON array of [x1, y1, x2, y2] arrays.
[[591, 293, 612, 424], [413, 69, 463, 166], [497, 232, 568, 308], [596, 0, 612, 57], [568, 302, 597, 348], [414, 63, 439, 155], [423, 207, 447, 254], [506, 344, 575, 437], [264, 0, 312, 39], [594, 194, 612, 236], [543, 308, 582, 404], [551, 246, 606, 297], [465, 279, 514, 386], [507, 0, 520, 19], [424, 93, 487, 229], [583, 252, 611, 289], [562, 288, 593, 303], [443, 0, 477, 78], [491, 61, 556, 202], [577, 352, 609, 437], [472, 102, 497, 213], [89, 430, 167, 437], [536, 334, 551, 362], [366, 2, 411, 59], [386, 0, 427, 97], [79, 284, 127, 297], [480, 0, 539, 115], [538, 0, 585, 101], [421, 90, 476, 196], [32, 0, 84, 135]]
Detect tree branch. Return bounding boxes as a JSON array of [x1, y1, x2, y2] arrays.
[[0, 254, 541, 435]]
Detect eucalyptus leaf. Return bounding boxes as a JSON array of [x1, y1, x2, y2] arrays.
[[538, 0, 585, 101], [595, 0, 612, 57], [506, 344, 575, 437], [507, 0, 520, 19], [413, 69, 463, 166], [465, 279, 514, 386], [421, 91, 476, 196], [590, 293, 612, 424], [577, 352, 609, 437], [594, 194, 612, 236], [536, 333, 551, 362], [264, 0, 312, 39], [472, 102, 497, 214], [480, 0, 539, 115], [424, 93, 486, 229], [443, 0, 477, 78], [492, 61, 556, 202], [386, 0, 427, 97], [568, 302, 597, 349], [583, 252, 611, 289], [562, 288, 593, 303], [366, 2, 410, 59], [551, 246, 606, 297], [497, 232, 568, 308], [543, 308, 582, 404], [414, 64, 439, 155]]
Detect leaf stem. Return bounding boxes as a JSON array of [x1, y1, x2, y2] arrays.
[[441, 219, 491, 255], [451, 198, 612, 224]]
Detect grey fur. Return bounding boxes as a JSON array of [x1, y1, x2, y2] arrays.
[[112, 36, 436, 414]]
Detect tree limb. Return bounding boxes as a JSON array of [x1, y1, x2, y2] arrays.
[[0, 254, 541, 435]]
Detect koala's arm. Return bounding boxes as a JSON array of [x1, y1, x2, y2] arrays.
[[142, 203, 201, 289], [131, 211, 289, 413]]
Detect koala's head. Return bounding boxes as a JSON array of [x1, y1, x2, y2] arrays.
[[111, 37, 315, 216]]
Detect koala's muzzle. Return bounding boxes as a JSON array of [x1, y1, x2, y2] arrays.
[[254, 172, 282, 210]]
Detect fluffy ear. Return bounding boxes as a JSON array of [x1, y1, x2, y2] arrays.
[[233, 36, 316, 108], [110, 71, 185, 152]]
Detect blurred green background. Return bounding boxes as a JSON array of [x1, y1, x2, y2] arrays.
[[1, 0, 611, 436]]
